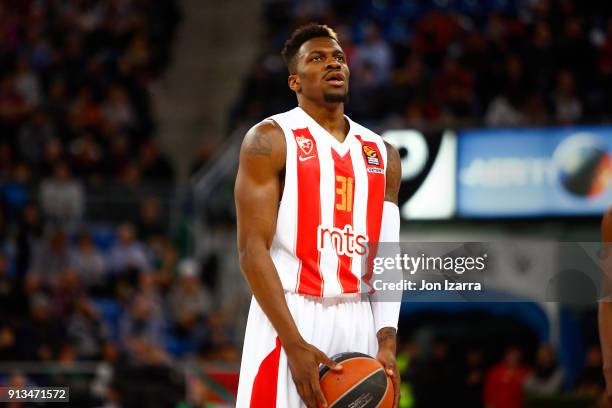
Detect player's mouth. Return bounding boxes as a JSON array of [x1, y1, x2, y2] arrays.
[[324, 71, 346, 87]]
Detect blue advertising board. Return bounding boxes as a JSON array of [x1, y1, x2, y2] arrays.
[[457, 127, 612, 217]]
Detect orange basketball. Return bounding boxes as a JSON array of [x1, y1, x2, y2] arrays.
[[319, 352, 393, 408]]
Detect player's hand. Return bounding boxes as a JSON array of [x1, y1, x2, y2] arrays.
[[376, 327, 400, 407], [377, 347, 400, 407], [285, 339, 342, 408], [603, 367, 612, 406]]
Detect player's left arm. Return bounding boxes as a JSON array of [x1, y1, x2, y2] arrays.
[[373, 141, 401, 407]]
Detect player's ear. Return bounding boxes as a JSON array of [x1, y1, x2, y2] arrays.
[[288, 74, 300, 92]]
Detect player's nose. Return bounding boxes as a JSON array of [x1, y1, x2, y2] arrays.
[[326, 57, 341, 70]]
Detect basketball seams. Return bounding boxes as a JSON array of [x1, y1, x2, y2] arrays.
[[373, 376, 392, 408], [319, 354, 373, 381], [327, 367, 386, 408]]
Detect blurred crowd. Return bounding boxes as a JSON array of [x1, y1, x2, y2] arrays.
[[0, 191, 242, 406], [232, 0, 612, 130], [397, 339, 605, 407], [0, 0, 179, 226], [0, 0, 245, 406]]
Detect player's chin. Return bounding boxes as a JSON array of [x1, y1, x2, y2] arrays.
[[323, 90, 348, 103]]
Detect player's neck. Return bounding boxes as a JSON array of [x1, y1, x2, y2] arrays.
[[299, 101, 348, 142]]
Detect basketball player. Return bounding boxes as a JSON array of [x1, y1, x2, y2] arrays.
[[599, 206, 612, 405], [235, 24, 401, 407]]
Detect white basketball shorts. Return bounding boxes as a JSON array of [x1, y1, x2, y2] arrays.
[[236, 292, 378, 407]]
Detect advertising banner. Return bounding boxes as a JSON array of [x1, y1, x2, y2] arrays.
[[383, 129, 456, 220], [457, 127, 612, 216]]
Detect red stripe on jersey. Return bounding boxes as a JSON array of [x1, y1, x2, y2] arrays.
[[250, 337, 281, 407], [332, 150, 359, 294], [293, 128, 324, 296], [355, 136, 386, 286]]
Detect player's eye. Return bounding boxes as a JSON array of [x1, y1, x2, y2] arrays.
[[311, 55, 323, 62], [335, 55, 345, 62]]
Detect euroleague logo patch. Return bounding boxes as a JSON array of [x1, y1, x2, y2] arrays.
[[362, 145, 380, 166], [296, 136, 313, 155]]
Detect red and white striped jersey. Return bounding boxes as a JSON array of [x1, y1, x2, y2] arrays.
[[268, 107, 387, 298]]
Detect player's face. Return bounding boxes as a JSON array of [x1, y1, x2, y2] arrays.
[[290, 37, 349, 104]]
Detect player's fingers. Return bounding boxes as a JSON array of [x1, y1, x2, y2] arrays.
[[392, 373, 401, 407], [297, 381, 316, 408], [311, 379, 329, 408], [318, 352, 342, 371], [382, 360, 395, 377]]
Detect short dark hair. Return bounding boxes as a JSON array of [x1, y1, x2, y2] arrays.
[[281, 23, 339, 73]]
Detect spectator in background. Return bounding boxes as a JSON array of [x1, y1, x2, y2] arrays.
[[119, 294, 166, 350], [576, 345, 605, 396], [67, 297, 110, 360], [39, 161, 85, 227], [523, 344, 564, 397], [137, 196, 166, 243], [70, 86, 102, 129], [461, 348, 486, 408], [0, 323, 17, 361], [553, 70, 582, 125], [0, 253, 23, 320], [28, 228, 70, 286], [109, 222, 150, 277], [15, 202, 43, 278], [2, 162, 32, 220], [156, 242, 179, 293], [70, 231, 107, 294], [136, 271, 164, 319], [40, 137, 64, 175], [432, 56, 475, 124], [353, 23, 392, 86], [335, 25, 357, 70], [102, 84, 136, 131], [13, 54, 41, 109], [19, 293, 65, 361], [167, 259, 212, 340], [485, 55, 529, 127], [17, 109, 55, 165], [485, 94, 525, 127], [105, 134, 131, 180], [411, 337, 457, 407], [3, 372, 30, 390], [0, 75, 29, 132], [138, 140, 174, 183], [484, 346, 531, 408], [114, 162, 144, 221], [0, 143, 13, 181], [51, 266, 85, 316], [526, 21, 555, 91], [44, 79, 69, 133], [69, 132, 104, 184]]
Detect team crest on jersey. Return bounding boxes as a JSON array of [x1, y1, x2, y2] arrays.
[[362, 145, 380, 166], [296, 137, 313, 155]]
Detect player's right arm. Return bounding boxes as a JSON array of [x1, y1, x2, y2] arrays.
[[599, 206, 612, 405], [235, 120, 340, 408]]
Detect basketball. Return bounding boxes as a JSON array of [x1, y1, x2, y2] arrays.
[[319, 352, 393, 408]]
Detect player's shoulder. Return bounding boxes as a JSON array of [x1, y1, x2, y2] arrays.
[[240, 117, 287, 168], [245, 108, 301, 141], [247, 118, 281, 137]]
